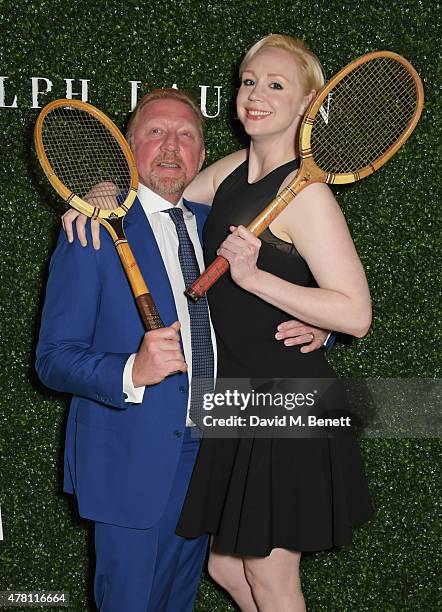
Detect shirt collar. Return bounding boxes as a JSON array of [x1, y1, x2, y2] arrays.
[[137, 182, 192, 218]]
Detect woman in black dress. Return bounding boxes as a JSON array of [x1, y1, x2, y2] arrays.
[[177, 35, 373, 611]]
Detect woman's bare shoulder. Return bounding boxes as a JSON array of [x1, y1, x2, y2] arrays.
[[212, 149, 248, 190], [184, 149, 248, 205]]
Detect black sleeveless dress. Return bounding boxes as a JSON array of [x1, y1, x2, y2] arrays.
[[176, 159, 373, 556]]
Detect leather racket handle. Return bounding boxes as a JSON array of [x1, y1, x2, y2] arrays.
[[116, 242, 165, 330], [135, 294, 165, 331]]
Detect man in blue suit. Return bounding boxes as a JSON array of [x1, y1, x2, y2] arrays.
[[37, 89, 215, 612], [37, 88, 330, 611]]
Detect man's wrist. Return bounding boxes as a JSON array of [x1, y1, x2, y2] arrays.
[[324, 332, 336, 350], [123, 353, 145, 403]]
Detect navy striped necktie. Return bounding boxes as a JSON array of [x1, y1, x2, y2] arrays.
[[166, 206, 214, 428]]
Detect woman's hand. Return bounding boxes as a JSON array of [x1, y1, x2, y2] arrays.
[[61, 181, 120, 249], [62, 209, 101, 248], [217, 225, 262, 289]]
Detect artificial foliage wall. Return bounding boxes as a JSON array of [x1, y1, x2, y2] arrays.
[[0, 0, 440, 610]]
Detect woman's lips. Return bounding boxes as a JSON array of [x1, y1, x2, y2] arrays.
[[245, 109, 272, 121]]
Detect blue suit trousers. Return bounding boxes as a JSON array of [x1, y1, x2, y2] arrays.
[[94, 429, 207, 612]]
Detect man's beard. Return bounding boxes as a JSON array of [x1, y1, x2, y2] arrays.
[[148, 153, 187, 197], [148, 172, 187, 196]]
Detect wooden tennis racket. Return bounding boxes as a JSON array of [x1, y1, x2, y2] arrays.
[[34, 98, 164, 331], [186, 50, 424, 301]]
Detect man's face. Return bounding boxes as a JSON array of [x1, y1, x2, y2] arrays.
[[130, 99, 205, 204]]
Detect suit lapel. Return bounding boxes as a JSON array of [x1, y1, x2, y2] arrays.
[[123, 198, 178, 326], [123, 197, 210, 324], [183, 199, 208, 246]]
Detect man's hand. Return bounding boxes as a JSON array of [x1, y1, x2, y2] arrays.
[[275, 319, 330, 354], [132, 321, 187, 386], [61, 181, 119, 249]]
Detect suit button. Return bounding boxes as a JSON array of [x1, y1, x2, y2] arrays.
[[179, 386, 186, 394], [174, 430, 182, 437]]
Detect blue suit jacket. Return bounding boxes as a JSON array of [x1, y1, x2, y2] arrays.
[[36, 197, 211, 529]]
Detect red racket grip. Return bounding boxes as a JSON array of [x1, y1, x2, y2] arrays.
[[185, 255, 229, 301]]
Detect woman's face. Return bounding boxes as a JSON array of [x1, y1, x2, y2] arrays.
[[236, 47, 313, 141]]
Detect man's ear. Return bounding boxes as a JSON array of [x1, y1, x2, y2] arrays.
[[127, 132, 134, 153], [198, 145, 206, 172]]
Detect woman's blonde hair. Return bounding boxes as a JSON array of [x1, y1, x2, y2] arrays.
[[239, 34, 325, 94]]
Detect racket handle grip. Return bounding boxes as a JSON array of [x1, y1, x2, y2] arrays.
[[136, 294, 165, 331], [115, 240, 164, 330], [136, 295, 181, 376], [185, 256, 229, 301]]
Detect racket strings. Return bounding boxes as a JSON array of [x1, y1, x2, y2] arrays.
[[311, 57, 418, 174], [41, 106, 132, 209], [319, 69, 415, 170], [317, 62, 415, 168], [315, 61, 416, 171]]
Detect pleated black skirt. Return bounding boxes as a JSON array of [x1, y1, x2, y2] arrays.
[[176, 431, 373, 557]]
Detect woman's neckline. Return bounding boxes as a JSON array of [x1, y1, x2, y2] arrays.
[[246, 158, 299, 186]]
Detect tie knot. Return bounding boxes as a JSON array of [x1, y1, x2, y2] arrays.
[[165, 206, 185, 225]]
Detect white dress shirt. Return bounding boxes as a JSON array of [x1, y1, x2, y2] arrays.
[[122, 182, 217, 426]]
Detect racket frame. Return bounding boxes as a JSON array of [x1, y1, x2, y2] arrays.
[[300, 50, 424, 185], [34, 98, 164, 331], [34, 98, 139, 219]]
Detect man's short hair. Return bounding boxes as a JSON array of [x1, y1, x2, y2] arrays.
[[126, 88, 205, 145]]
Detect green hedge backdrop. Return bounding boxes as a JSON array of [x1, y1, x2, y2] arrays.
[[0, 0, 440, 610]]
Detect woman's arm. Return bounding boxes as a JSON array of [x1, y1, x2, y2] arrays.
[[183, 149, 248, 204], [217, 183, 372, 338]]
